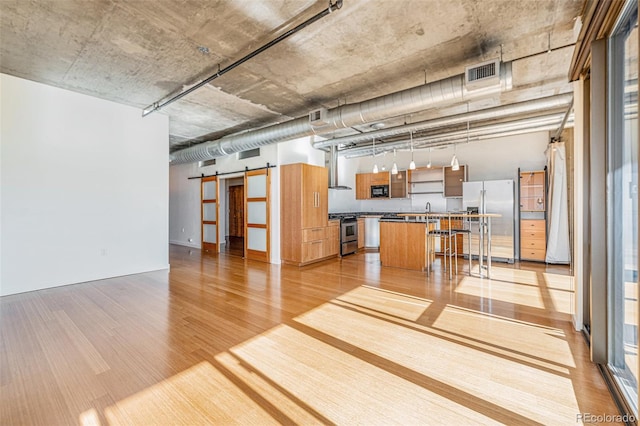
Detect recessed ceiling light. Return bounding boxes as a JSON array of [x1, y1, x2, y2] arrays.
[[370, 123, 385, 130]]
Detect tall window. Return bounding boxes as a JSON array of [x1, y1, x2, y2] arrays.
[[608, 2, 638, 414]]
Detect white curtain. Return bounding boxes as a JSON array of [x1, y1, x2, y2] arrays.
[[545, 142, 571, 263]]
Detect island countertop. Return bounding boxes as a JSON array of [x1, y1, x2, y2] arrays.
[[398, 212, 502, 218], [379, 220, 436, 271]]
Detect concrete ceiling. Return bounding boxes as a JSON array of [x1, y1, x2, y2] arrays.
[[0, 0, 582, 154]]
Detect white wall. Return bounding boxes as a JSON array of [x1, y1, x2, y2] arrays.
[[169, 143, 283, 263], [169, 163, 202, 248], [168, 135, 326, 264], [168, 131, 550, 262], [336, 131, 550, 213], [1, 73, 169, 296]]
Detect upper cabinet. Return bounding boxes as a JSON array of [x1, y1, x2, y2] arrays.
[[355, 173, 370, 200], [355, 171, 390, 200], [302, 164, 328, 228], [519, 170, 546, 211], [357, 166, 467, 200], [390, 170, 407, 198], [443, 165, 468, 198], [369, 172, 390, 186]]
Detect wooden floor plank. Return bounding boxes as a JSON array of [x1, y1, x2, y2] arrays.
[[0, 245, 623, 425]]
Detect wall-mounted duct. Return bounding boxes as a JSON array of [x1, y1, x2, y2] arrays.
[[312, 93, 573, 150], [340, 113, 572, 158], [169, 62, 513, 164], [328, 144, 351, 190]]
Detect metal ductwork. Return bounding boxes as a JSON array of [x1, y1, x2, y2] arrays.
[[169, 62, 513, 164], [341, 113, 571, 158], [328, 144, 351, 190], [312, 93, 573, 150]]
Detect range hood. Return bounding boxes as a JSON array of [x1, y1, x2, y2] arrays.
[[328, 144, 351, 190]]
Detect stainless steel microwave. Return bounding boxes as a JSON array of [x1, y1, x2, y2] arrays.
[[370, 185, 389, 198]]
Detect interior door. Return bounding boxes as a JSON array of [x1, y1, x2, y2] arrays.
[[228, 185, 244, 238], [244, 169, 270, 262], [201, 176, 220, 253]]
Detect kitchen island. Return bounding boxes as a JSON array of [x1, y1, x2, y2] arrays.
[[380, 213, 501, 278], [379, 217, 437, 271]]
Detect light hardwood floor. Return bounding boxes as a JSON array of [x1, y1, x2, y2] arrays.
[[1, 245, 621, 425]]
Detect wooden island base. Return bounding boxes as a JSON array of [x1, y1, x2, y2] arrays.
[[379, 221, 435, 271]]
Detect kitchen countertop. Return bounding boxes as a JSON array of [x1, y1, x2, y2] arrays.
[[398, 213, 502, 218], [329, 212, 434, 219]]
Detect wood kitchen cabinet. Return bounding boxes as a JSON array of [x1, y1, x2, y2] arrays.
[[519, 170, 546, 211], [520, 219, 546, 261], [355, 172, 390, 199], [281, 163, 338, 266], [324, 220, 340, 257], [390, 170, 407, 198], [356, 172, 390, 200], [355, 173, 370, 200], [443, 165, 467, 197], [519, 169, 547, 262], [370, 172, 390, 185], [357, 218, 365, 249]]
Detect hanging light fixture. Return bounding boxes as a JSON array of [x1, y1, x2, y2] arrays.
[[427, 147, 432, 169], [409, 131, 416, 170], [391, 149, 398, 175], [372, 138, 379, 173], [451, 103, 468, 172], [451, 145, 460, 171]]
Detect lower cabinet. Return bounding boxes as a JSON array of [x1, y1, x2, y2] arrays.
[[302, 240, 324, 263], [296, 221, 339, 265], [324, 222, 340, 257], [520, 219, 546, 261], [357, 218, 365, 249]]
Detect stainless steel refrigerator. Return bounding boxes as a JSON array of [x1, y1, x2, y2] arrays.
[[462, 180, 515, 263]]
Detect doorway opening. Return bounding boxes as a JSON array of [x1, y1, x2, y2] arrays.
[[225, 177, 245, 257]]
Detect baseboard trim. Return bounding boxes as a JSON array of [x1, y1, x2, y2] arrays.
[[169, 240, 201, 249]]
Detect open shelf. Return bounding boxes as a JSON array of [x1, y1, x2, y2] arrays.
[[408, 179, 443, 184]]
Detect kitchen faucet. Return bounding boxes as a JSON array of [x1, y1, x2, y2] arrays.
[[426, 202, 431, 213]]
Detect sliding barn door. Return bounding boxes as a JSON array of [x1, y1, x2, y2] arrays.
[[201, 176, 220, 253], [244, 169, 270, 262]]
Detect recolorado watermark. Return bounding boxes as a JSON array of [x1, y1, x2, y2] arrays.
[[577, 413, 636, 423]]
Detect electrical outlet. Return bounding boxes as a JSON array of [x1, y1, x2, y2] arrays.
[[181, 228, 185, 233]]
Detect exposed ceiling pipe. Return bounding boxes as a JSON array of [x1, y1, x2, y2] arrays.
[[143, 0, 343, 117], [313, 93, 573, 150], [341, 113, 569, 158], [169, 63, 513, 164], [553, 97, 574, 140], [328, 144, 351, 190]]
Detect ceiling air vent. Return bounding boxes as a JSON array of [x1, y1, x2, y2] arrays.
[[465, 59, 501, 90], [309, 108, 329, 126]]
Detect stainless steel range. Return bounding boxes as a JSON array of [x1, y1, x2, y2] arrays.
[[339, 215, 358, 256]]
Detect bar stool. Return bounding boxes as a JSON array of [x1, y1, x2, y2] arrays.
[[451, 216, 471, 275], [429, 229, 458, 279]]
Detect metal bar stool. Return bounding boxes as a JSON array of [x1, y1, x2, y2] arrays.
[[429, 228, 458, 279], [451, 216, 471, 275]]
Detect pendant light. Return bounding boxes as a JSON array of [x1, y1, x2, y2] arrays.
[[427, 147, 432, 169], [451, 146, 460, 171], [372, 138, 379, 173], [391, 148, 398, 175], [451, 103, 468, 172], [409, 131, 416, 170]]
